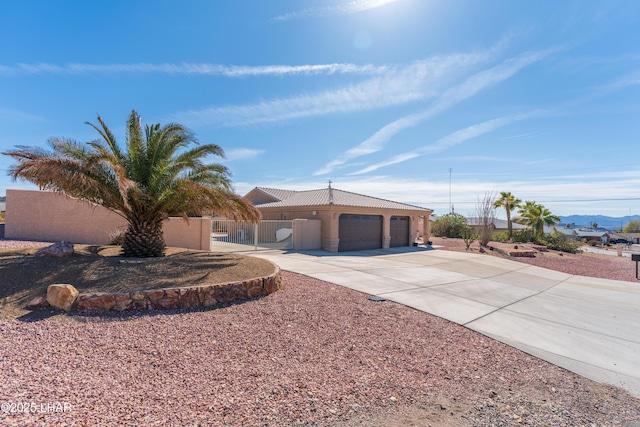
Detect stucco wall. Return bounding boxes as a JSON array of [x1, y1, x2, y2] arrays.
[[5, 189, 212, 250], [258, 205, 429, 252], [292, 219, 321, 250]]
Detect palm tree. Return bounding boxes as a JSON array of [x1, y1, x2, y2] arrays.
[[3, 110, 260, 257], [517, 201, 560, 238], [493, 191, 521, 241]]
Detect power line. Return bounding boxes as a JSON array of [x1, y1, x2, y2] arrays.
[[428, 197, 640, 206]]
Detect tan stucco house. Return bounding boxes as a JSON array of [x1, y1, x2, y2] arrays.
[[245, 186, 432, 252]]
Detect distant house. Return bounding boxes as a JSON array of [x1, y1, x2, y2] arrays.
[[572, 230, 610, 243], [466, 217, 527, 233], [245, 186, 432, 252], [0, 201, 5, 213]]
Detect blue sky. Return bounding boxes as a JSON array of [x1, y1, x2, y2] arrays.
[[1, 0, 639, 217]]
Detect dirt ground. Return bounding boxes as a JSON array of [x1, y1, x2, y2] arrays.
[[0, 244, 276, 320]]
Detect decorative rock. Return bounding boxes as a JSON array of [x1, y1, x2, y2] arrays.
[[246, 278, 266, 298], [47, 284, 79, 311], [35, 241, 74, 258], [27, 296, 49, 309], [76, 293, 116, 311], [146, 289, 166, 304], [178, 288, 200, 308], [198, 286, 218, 307], [113, 294, 134, 311], [131, 298, 150, 310], [264, 271, 283, 293], [34, 266, 281, 313], [152, 297, 179, 310], [130, 292, 146, 301], [215, 282, 248, 303]]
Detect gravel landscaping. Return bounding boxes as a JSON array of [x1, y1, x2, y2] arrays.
[[430, 237, 639, 283], [1, 239, 639, 426]]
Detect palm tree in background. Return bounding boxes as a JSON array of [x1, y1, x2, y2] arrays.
[[517, 201, 560, 238], [493, 191, 521, 241], [3, 110, 260, 257]]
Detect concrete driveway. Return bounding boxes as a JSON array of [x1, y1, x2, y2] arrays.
[[250, 246, 640, 398]]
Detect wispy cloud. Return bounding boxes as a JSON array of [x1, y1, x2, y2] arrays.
[[348, 114, 530, 175], [174, 52, 494, 127], [0, 62, 389, 77], [314, 49, 556, 176], [237, 169, 640, 217], [272, 0, 402, 21], [223, 148, 265, 161], [0, 107, 46, 124]]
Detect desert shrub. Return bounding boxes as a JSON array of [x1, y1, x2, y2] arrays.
[[492, 231, 510, 242], [510, 229, 537, 243], [537, 232, 582, 254], [461, 227, 478, 249], [495, 228, 581, 253], [623, 219, 640, 233], [431, 213, 469, 238], [0, 212, 5, 223]]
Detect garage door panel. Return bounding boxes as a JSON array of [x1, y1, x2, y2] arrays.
[[339, 214, 382, 252], [390, 216, 410, 247]]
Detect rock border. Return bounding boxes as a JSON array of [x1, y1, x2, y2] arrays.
[[30, 266, 283, 313]]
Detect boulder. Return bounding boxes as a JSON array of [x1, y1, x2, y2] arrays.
[[27, 296, 50, 309], [35, 241, 74, 258], [47, 284, 79, 311]]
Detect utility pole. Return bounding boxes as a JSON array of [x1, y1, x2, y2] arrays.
[[449, 168, 452, 214]]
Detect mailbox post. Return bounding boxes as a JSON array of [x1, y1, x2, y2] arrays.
[[633, 254, 640, 280]]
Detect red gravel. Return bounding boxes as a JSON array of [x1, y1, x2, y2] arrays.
[[431, 237, 639, 283], [1, 270, 639, 426]]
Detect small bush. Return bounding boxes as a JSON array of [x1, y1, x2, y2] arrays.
[[538, 232, 582, 254], [511, 229, 537, 243], [461, 227, 477, 249], [494, 228, 581, 253], [431, 213, 469, 238], [492, 231, 510, 243]]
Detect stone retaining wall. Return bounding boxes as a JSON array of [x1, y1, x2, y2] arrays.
[[35, 268, 283, 313], [78, 269, 282, 312]]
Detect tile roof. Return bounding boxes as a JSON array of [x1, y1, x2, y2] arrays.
[[250, 187, 431, 212]]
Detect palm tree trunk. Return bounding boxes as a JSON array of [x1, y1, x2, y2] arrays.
[[507, 209, 513, 241], [122, 219, 166, 257]]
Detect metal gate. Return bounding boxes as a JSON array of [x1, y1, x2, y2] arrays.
[[211, 220, 294, 251]]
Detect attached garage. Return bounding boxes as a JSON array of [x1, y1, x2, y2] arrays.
[[338, 214, 382, 252], [246, 186, 433, 252], [390, 216, 410, 247]]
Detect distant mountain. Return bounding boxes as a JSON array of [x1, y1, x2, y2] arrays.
[[559, 215, 640, 231]]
